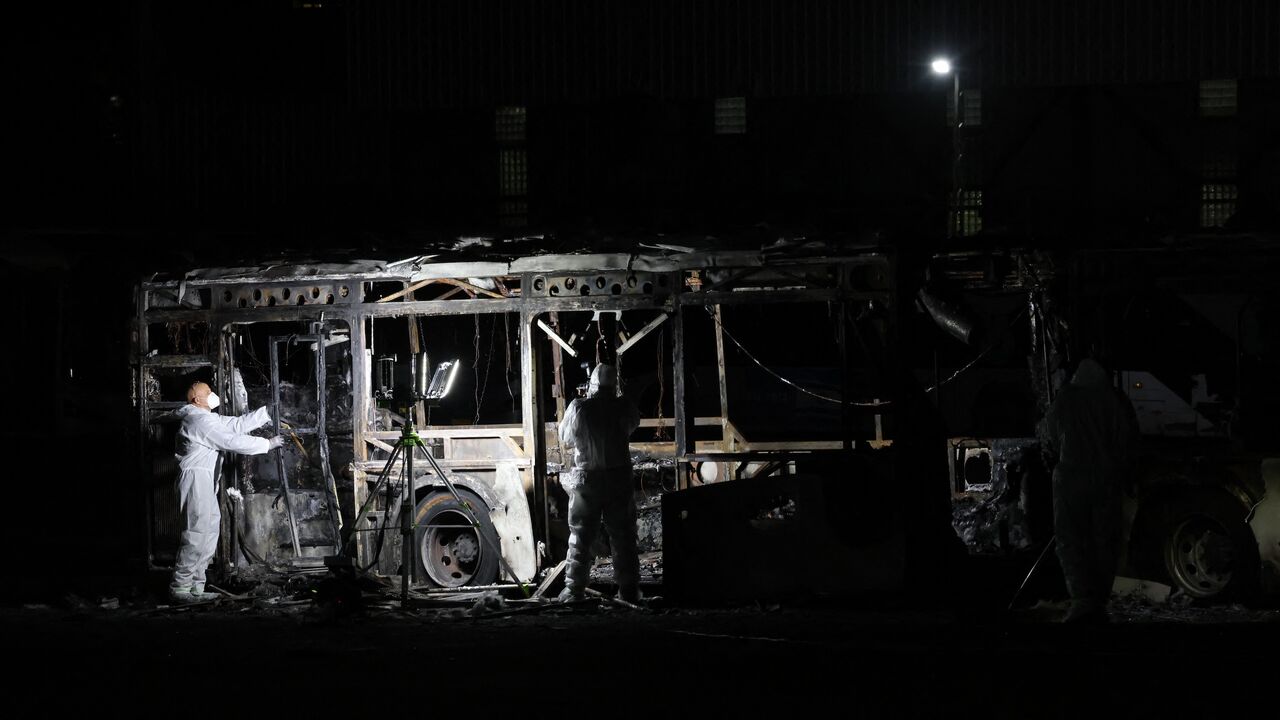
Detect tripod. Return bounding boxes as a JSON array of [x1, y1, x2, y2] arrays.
[[343, 398, 529, 606]]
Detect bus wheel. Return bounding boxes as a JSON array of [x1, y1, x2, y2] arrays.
[[1160, 495, 1258, 602], [415, 489, 501, 588]]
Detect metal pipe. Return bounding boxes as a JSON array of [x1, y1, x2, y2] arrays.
[[270, 337, 304, 558], [423, 584, 524, 594], [402, 431, 415, 604], [315, 332, 343, 542]]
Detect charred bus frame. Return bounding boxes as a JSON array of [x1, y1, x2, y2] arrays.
[[133, 247, 899, 587]]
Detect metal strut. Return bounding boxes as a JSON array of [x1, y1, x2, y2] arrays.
[[269, 336, 303, 558]]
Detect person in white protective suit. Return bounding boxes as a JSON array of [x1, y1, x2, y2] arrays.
[[1037, 359, 1139, 624], [557, 364, 642, 603], [168, 382, 284, 603]]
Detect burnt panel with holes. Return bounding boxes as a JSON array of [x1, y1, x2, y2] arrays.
[[947, 438, 1051, 554]]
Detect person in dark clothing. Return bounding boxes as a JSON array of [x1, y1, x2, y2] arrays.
[[1037, 359, 1139, 623]]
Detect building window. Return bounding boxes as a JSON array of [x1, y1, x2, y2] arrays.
[[495, 106, 527, 142], [950, 190, 983, 237], [495, 107, 527, 227], [1200, 184, 1237, 228], [963, 90, 982, 127], [498, 149, 527, 197], [1199, 80, 1237, 117], [1202, 152, 1237, 181], [715, 97, 747, 135], [498, 200, 528, 225]]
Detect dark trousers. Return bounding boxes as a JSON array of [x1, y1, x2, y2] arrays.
[[1052, 466, 1122, 610], [564, 467, 639, 594]]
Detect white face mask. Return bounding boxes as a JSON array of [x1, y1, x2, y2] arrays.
[[206, 392, 221, 410]]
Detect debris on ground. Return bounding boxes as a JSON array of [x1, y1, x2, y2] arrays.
[[583, 587, 647, 611], [636, 504, 663, 553], [468, 591, 507, 617], [1109, 591, 1280, 623], [590, 551, 663, 585], [531, 560, 567, 599], [1111, 576, 1171, 604]]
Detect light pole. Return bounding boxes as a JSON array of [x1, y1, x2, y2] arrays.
[[932, 57, 961, 240]]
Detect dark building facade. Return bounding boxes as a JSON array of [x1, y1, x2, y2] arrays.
[[7, 0, 1280, 245]]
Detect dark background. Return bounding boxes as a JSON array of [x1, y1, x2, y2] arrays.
[[3, 0, 1279, 594]]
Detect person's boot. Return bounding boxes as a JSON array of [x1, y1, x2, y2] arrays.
[[190, 583, 221, 602], [556, 586, 585, 603], [617, 585, 643, 606], [168, 585, 202, 604]]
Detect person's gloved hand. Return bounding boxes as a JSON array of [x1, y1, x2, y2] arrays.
[[267, 435, 286, 451]]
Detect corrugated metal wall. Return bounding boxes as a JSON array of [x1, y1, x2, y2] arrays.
[[342, 0, 1280, 107]]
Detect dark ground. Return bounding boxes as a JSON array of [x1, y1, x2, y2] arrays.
[[4, 558, 1277, 717]]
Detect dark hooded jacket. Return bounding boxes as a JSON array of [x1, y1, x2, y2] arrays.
[[1037, 359, 1138, 478]]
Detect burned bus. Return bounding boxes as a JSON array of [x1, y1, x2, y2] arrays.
[[133, 242, 920, 597], [926, 237, 1280, 601]]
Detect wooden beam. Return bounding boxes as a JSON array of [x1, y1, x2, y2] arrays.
[[672, 305, 694, 481], [376, 278, 434, 304], [713, 304, 731, 448], [638, 416, 720, 428], [377, 277, 507, 304], [433, 278, 507, 299], [520, 310, 549, 556]]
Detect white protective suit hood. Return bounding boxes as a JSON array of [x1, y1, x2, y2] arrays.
[[559, 364, 640, 472], [1070, 359, 1109, 389], [587, 364, 617, 397]]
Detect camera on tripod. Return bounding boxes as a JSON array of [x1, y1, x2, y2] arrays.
[[375, 353, 462, 414]]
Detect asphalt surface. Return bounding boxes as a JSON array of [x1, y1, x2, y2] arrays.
[[5, 571, 1278, 717]]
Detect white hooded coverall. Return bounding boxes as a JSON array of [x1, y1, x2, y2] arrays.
[[1037, 359, 1138, 619], [169, 404, 272, 593], [558, 365, 642, 599]]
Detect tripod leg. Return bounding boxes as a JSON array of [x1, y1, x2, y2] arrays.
[[1008, 535, 1057, 612], [343, 442, 402, 554]]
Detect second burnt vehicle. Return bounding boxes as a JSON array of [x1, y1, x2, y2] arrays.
[[928, 234, 1280, 601]]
